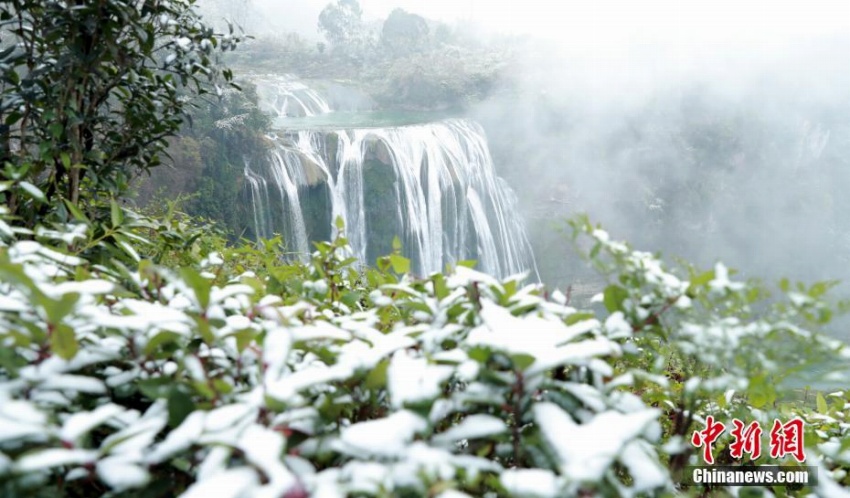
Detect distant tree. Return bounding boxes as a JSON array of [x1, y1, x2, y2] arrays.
[[0, 0, 242, 226], [318, 0, 363, 48], [198, 0, 254, 31], [381, 8, 429, 56]]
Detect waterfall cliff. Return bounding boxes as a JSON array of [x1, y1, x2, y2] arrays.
[[244, 76, 537, 279]]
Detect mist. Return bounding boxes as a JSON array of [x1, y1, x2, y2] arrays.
[[401, 4, 846, 297]]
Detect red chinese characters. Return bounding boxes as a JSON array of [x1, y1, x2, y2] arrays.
[[729, 419, 762, 459], [691, 417, 806, 463], [691, 416, 726, 464], [769, 418, 806, 463]]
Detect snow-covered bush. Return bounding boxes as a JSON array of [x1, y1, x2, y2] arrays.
[[0, 207, 847, 497]]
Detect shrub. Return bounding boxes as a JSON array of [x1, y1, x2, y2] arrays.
[[0, 205, 847, 497]]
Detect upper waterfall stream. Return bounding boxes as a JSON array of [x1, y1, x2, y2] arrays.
[[244, 75, 539, 279]]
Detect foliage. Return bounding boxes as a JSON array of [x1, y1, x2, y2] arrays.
[[0, 0, 243, 226], [0, 202, 848, 496], [381, 9, 429, 57], [134, 81, 270, 240], [318, 0, 372, 61], [372, 46, 511, 110]]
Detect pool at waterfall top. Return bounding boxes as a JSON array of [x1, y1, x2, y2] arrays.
[[271, 110, 460, 130]]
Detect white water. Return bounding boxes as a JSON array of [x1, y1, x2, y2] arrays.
[[253, 75, 331, 118], [245, 79, 539, 279]]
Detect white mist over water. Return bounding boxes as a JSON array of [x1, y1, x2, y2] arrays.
[[244, 78, 539, 279]]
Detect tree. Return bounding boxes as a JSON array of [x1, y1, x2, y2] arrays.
[[381, 8, 429, 56], [0, 0, 242, 226], [317, 0, 365, 51]]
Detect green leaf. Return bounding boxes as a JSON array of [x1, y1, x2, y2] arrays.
[[194, 316, 214, 344], [365, 359, 389, 389], [144, 331, 182, 356], [392, 235, 402, 252], [111, 199, 124, 227], [167, 387, 195, 428], [63, 199, 88, 222], [469, 346, 490, 364], [457, 260, 477, 269], [19, 181, 46, 203], [137, 377, 172, 399], [433, 274, 448, 300], [690, 270, 715, 288], [50, 323, 78, 360], [341, 291, 361, 309], [816, 392, 828, 414], [566, 312, 596, 325], [602, 285, 629, 313], [213, 378, 233, 394], [180, 268, 211, 309], [389, 254, 410, 274], [43, 292, 80, 324], [511, 353, 536, 370], [233, 329, 256, 352], [502, 279, 517, 299], [747, 375, 775, 409], [335, 216, 345, 231]]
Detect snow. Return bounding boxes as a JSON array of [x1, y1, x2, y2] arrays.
[[436, 491, 474, 498], [619, 440, 669, 492], [388, 350, 454, 408], [96, 457, 150, 490], [500, 468, 560, 497], [432, 414, 507, 446], [60, 403, 124, 443], [604, 311, 632, 338], [196, 446, 233, 482], [267, 363, 354, 401], [204, 404, 255, 433], [466, 301, 611, 374], [340, 461, 389, 494], [708, 262, 745, 293], [181, 467, 259, 498], [391, 442, 456, 486], [534, 402, 660, 482], [41, 374, 106, 394], [15, 448, 97, 472], [146, 411, 206, 464], [336, 410, 427, 457], [557, 382, 607, 412], [0, 400, 49, 425], [237, 425, 296, 491]]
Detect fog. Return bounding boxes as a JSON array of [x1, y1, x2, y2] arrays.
[[475, 30, 850, 287], [210, 1, 850, 42]]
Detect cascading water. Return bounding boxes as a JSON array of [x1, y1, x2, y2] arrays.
[[253, 74, 331, 118], [245, 77, 539, 279]]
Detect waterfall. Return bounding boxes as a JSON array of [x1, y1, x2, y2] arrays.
[[253, 75, 331, 118], [243, 79, 539, 279]]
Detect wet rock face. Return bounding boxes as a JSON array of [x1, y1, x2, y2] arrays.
[[245, 120, 538, 279], [242, 76, 538, 279], [364, 138, 393, 168]]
